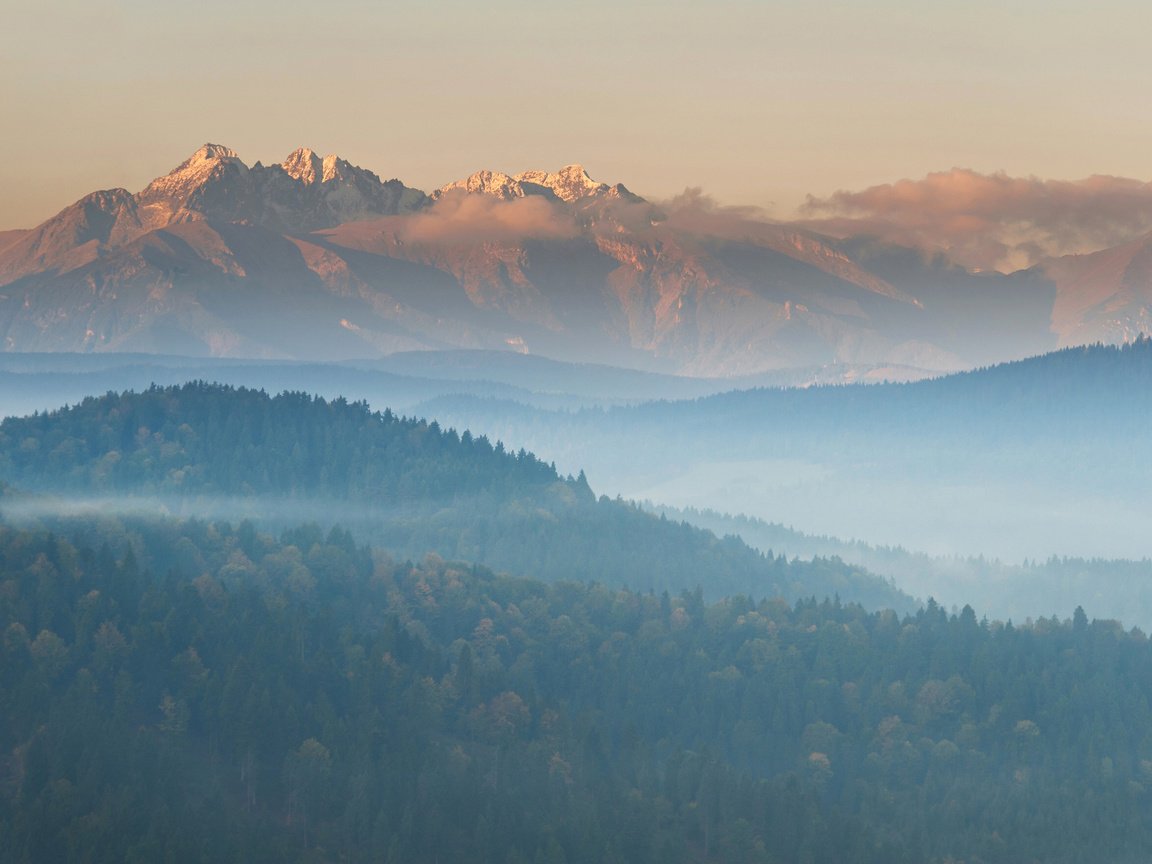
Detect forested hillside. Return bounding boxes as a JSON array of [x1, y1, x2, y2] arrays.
[[0, 383, 907, 609], [2, 515, 1150, 863], [647, 503, 1152, 628]]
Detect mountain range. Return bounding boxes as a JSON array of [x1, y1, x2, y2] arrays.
[[1, 144, 1148, 375]]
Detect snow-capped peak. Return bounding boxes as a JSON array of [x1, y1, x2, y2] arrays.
[[279, 149, 371, 186], [170, 143, 243, 178], [515, 164, 604, 202], [143, 143, 247, 199], [436, 164, 639, 204], [438, 169, 543, 201], [193, 143, 239, 161]]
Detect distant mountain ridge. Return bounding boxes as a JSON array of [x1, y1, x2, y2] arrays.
[[0, 144, 426, 284], [436, 164, 641, 204], [0, 143, 1145, 373]]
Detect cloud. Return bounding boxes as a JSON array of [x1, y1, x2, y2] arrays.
[[800, 169, 1152, 272], [660, 188, 774, 235], [587, 186, 784, 243], [400, 185, 785, 249], [401, 190, 579, 245]]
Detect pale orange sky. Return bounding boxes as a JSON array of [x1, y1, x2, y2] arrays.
[[2, 0, 1151, 230]]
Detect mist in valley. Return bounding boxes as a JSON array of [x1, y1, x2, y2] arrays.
[[3, 341, 1150, 628], [3, 347, 1151, 864], [396, 341, 1152, 624]]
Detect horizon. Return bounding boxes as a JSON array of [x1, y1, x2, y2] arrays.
[[4, 0, 1152, 242], [6, 138, 1152, 275]]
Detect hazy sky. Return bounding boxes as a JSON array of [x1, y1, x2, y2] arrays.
[[3, 0, 1151, 231]]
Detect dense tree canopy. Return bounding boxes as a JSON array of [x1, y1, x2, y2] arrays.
[[1, 515, 1151, 863], [0, 382, 908, 609], [4, 374, 1151, 863]]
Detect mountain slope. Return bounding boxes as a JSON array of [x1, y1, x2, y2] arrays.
[[0, 143, 1089, 374], [1041, 230, 1152, 344], [5, 514, 1150, 863], [0, 144, 427, 284], [0, 382, 910, 609]]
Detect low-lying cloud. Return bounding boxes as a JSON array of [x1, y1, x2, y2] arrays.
[[800, 169, 1152, 272], [402, 186, 788, 250], [659, 188, 775, 236], [588, 187, 787, 245], [401, 190, 579, 244]]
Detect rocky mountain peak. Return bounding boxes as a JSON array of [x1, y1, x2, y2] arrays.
[[78, 187, 136, 212], [191, 142, 239, 161], [158, 143, 246, 186], [438, 169, 555, 201], [136, 143, 249, 224], [515, 164, 604, 202], [279, 148, 370, 187], [281, 147, 324, 184], [321, 154, 353, 184], [437, 164, 642, 205]]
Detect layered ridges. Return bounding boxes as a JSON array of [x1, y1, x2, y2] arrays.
[[1, 143, 1141, 372]]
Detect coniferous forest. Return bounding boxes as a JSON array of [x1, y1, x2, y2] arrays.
[[0, 384, 907, 609], [1, 380, 1151, 863], [2, 514, 1151, 864]]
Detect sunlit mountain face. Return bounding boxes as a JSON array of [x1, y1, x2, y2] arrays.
[[6, 143, 1149, 376]]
